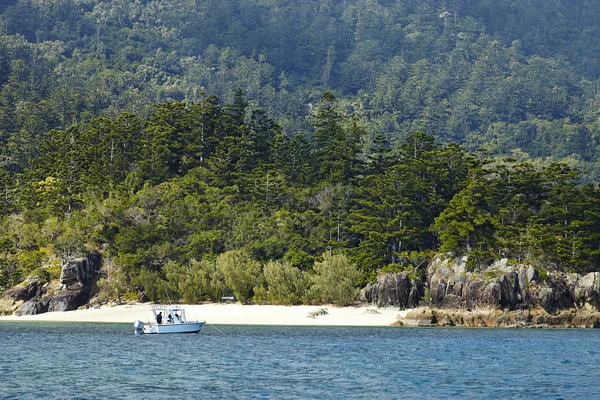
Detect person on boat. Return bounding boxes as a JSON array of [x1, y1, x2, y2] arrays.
[[156, 312, 163, 324], [175, 313, 181, 322], [167, 313, 173, 323]]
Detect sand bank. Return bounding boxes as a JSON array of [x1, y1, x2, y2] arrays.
[[0, 303, 409, 326]]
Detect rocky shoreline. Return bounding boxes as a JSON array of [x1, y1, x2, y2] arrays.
[[0, 252, 101, 316], [395, 306, 600, 328], [360, 254, 600, 328], [2, 252, 600, 328]]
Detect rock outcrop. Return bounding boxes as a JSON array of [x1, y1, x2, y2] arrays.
[[361, 255, 600, 328], [396, 306, 600, 328], [0, 277, 47, 315], [403, 307, 436, 326], [60, 252, 102, 290], [359, 272, 424, 308], [0, 252, 102, 316], [427, 255, 600, 314]]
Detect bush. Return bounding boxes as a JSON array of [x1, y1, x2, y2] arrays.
[[29, 267, 51, 284], [161, 258, 224, 303], [263, 259, 308, 305], [45, 256, 62, 280], [466, 249, 495, 272], [134, 269, 167, 302], [96, 258, 130, 302], [216, 249, 263, 303], [309, 252, 360, 306]]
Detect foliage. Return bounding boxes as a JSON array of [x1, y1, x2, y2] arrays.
[[96, 263, 129, 302], [309, 252, 361, 306], [262, 259, 308, 305], [3, 0, 600, 300], [216, 249, 263, 304]]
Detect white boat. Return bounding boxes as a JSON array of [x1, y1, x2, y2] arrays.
[[133, 305, 206, 334]]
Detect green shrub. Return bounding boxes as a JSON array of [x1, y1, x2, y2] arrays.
[[252, 285, 269, 304], [262, 259, 308, 305], [466, 249, 494, 272], [216, 249, 263, 303], [46, 257, 62, 280], [29, 267, 51, 284], [309, 252, 360, 306], [163, 260, 211, 304], [535, 266, 548, 281], [134, 270, 167, 302], [380, 264, 402, 274], [483, 270, 503, 280], [18, 250, 45, 275]]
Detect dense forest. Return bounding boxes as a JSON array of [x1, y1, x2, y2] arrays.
[[1, 0, 600, 304]]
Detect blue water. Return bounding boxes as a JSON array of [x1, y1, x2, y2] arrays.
[[1, 323, 599, 399]]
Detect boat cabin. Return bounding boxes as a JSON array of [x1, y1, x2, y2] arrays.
[[151, 305, 188, 324]]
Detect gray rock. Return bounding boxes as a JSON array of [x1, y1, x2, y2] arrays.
[[359, 273, 423, 309], [3, 251, 103, 316], [526, 266, 539, 284], [491, 258, 510, 272], [47, 290, 89, 312], [60, 252, 102, 289], [578, 272, 599, 290], [306, 308, 328, 318], [19, 296, 50, 315], [3, 277, 46, 302], [427, 255, 595, 314], [572, 272, 600, 310], [403, 307, 436, 326]]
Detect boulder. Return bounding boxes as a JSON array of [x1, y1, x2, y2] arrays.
[[0, 297, 22, 315], [526, 266, 539, 284], [137, 292, 150, 303], [0, 277, 48, 315], [434, 311, 455, 327], [528, 275, 574, 313], [2, 277, 46, 302], [16, 287, 93, 315], [403, 307, 436, 326], [306, 308, 328, 318], [19, 297, 50, 315], [571, 311, 600, 328], [47, 289, 90, 312], [573, 272, 600, 309], [60, 252, 102, 289], [359, 272, 423, 309]]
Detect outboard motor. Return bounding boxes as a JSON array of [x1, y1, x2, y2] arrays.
[[133, 320, 145, 335]]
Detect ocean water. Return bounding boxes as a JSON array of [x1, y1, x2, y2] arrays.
[[1, 323, 599, 399]]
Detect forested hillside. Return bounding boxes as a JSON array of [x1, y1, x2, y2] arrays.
[[1, 0, 600, 303]]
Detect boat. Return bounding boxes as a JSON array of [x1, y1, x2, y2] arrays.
[[133, 305, 206, 334]]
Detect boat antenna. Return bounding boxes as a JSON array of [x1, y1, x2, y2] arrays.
[[164, 287, 172, 305]]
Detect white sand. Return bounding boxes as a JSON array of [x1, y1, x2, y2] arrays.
[[0, 303, 410, 326]]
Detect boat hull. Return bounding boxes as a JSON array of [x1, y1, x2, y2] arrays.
[[143, 321, 206, 334]]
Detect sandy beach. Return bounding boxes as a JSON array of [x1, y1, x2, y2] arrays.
[[0, 303, 408, 326]]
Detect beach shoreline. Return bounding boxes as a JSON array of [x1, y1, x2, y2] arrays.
[[0, 303, 408, 326]]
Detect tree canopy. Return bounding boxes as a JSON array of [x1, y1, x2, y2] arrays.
[[2, 1, 600, 302]]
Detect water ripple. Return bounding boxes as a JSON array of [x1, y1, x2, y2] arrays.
[[1, 322, 599, 399]]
